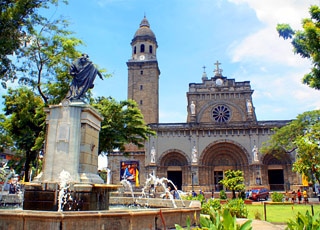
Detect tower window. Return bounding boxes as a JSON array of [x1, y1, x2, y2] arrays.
[[140, 44, 145, 53], [140, 100, 143, 105], [149, 45, 153, 54], [134, 46, 136, 54], [140, 85, 143, 90], [140, 70, 143, 75]]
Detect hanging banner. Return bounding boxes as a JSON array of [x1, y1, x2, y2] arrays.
[[120, 160, 140, 186]]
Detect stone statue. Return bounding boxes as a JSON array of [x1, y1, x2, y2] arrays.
[[190, 101, 196, 115], [192, 146, 198, 163], [246, 99, 253, 115], [65, 54, 103, 101], [252, 145, 259, 162], [150, 146, 156, 163]]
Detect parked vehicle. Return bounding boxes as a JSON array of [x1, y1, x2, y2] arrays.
[[249, 188, 269, 201]]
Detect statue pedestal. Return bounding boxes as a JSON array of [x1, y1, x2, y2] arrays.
[[41, 102, 104, 183], [23, 102, 121, 211]]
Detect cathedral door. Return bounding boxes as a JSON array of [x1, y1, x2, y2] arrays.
[[268, 169, 284, 191], [214, 171, 223, 191], [167, 171, 182, 190]]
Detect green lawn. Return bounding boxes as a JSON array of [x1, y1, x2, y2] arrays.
[[246, 203, 320, 223]]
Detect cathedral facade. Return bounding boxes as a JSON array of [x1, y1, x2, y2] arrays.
[[108, 17, 300, 192]]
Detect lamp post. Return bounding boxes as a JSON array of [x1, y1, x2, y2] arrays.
[[191, 171, 196, 192]]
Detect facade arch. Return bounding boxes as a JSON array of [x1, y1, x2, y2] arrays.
[[158, 149, 190, 166], [197, 101, 246, 123], [198, 140, 250, 191]]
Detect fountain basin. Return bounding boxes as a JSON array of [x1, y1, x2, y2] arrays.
[[0, 205, 201, 230], [23, 182, 120, 211]]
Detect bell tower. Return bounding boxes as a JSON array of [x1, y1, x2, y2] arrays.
[[127, 16, 160, 124]]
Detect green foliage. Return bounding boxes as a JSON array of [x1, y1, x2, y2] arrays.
[[224, 198, 248, 218], [0, 0, 66, 87], [201, 199, 221, 215], [2, 87, 46, 181], [261, 110, 320, 185], [202, 209, 252, 230], [253, 209, 262, 220], [276, 5, 320, 90], [286, 211, 320, 230], [92, 97, 156, 153], [219, 190, 227, 200], [184, 193, 206, 205], [219, 170, 245, 199], [175, 209, 252, 230], [271, 192, 284, 202]]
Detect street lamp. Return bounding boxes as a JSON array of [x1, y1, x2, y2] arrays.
[[191, 171, 196, 192]]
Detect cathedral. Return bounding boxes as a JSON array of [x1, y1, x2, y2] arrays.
[[108, 16, 301, 192]]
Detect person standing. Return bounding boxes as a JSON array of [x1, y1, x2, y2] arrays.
[[303, 189, 308, 204], [297, 189, 302, 204]]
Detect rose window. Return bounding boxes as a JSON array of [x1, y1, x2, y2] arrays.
[[212, 105, 231, 123]]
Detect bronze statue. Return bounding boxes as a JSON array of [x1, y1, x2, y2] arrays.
[[65, 54, 103, 101]]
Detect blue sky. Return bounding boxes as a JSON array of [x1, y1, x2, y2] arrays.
[[3, 0, 320, 123]]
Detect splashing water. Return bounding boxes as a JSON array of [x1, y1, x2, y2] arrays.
[[57, 170, 72, 212]]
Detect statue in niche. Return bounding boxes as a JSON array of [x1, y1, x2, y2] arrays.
[[150, 146, 156, 163], [252, 145, 259, 162], [190, 101, 196, 115], [192, 145, 198, 163], [246, 99, 253, 115], [64, 54, 103, 101]]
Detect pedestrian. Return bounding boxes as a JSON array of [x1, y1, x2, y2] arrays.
[[303, 189, 308, 204], [285, 190, 289, 202], [297, 189, 302, 204], [211, 189, 215, 199], [291, 190, 296, 203]]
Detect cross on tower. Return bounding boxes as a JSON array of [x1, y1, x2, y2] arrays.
[[202, 65, 206, 72], [214, 60, 223, 76]]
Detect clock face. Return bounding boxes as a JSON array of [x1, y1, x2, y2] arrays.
[[215, 78, 223, 86], [139, 55, 145, 60]]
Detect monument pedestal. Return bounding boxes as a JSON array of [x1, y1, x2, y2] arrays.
[[24, 102, 119, 211]]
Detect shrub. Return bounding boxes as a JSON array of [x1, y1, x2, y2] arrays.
[[271, 192, 284, 202], [253, 209, 262, 220], [224, 198, 248, 218], [286, 211, 320, 230], [201, 198, 221, 214], [219, 190, 227, 199], [175, 209, 252, 230]]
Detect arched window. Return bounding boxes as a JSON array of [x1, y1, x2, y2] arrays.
[[140, 70, 143, 75], [149, 45, 153, 54], [140, 44, 145, 53], [134, 46, 136, 54], [140, 85, 143, 90], [140, 100, 143, 105]]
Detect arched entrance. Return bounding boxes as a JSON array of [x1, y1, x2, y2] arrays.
[[158, 150, 189, 190], [200, 141, 250, 191], [262, 153, 292, 191]]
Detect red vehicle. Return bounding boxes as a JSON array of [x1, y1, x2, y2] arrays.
[[249, 188, 269, 201]]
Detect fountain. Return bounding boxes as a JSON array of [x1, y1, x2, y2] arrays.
[[0, 56, 200, 229], [0, 102, 200, 229]]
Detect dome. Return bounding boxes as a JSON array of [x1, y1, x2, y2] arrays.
[[133, 16, 156, 39]]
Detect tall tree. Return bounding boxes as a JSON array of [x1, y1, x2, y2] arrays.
[[276, 5, 320, 90], [2, 87, 45, 182], [92, 97, 156, 154], [219, 170, 245, 199], [261, 110, 320, 185], [0, 0, 65, 88], [15, 14, 86, 105]]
